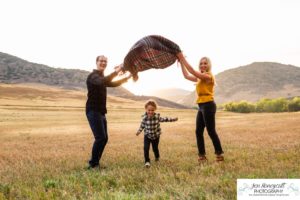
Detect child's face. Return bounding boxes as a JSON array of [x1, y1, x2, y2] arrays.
[[146, 105, 156, 117]]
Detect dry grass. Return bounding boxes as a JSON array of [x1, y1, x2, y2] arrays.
[[0, 84, 300, 199]]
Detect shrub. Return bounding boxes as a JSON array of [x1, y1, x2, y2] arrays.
[[223, 97, 299, 113], [288, 97, 300, 112], [224, 101, 255, 113]]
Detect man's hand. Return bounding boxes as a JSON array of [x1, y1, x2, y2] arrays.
[[126, 73, 132, 80], [114, 64, 123, 74]]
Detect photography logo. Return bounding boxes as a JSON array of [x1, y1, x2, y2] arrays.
[[237, 179, 300, 200]]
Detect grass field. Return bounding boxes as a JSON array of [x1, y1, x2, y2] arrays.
[[1, 84, 300, 199]]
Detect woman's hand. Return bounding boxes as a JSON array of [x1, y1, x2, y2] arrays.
[[176, 52, 184, 61]]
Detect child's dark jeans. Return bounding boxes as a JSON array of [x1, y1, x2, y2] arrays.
[[144, 136, 160, 163]]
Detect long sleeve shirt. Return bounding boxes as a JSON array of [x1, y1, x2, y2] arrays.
[[86, 69, 128, 114], [137, 113, 177, 140]]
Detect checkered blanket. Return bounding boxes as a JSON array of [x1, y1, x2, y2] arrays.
[[123, 35, 181, 80], [137, 113, 177, 140]]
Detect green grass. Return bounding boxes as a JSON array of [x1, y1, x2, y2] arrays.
[[1, 105, 300, 200]]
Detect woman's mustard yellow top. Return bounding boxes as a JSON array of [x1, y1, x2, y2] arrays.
[[196, 72, 215, 104]]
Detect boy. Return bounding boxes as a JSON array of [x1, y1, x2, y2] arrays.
[[136, 100, 178, 167]]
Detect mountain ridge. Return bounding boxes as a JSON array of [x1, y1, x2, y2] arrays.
[[149, 62, 300, 106], [0, 52, 188, 109], [2, 52, 300, 107], [178, 62, 300, 106], [214, 62, 300, 103]]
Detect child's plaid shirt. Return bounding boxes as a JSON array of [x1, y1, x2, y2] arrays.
[[137, 113, 177, 140]]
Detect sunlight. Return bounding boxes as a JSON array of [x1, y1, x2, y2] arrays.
[[122, 66, 195, 95], [123, 81, 147, 95], [122, 77, 167, 95]]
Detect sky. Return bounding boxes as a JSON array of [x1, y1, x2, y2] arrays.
[[1, 0, 300, 94]]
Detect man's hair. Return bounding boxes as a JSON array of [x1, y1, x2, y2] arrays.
[[96, 55, 107, 63]]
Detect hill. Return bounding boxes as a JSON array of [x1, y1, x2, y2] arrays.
[[146, 88, 192, 103], [180, 62, 300, 106], [0, 52, 132, 97], [0, 83, 188, 111], [214, 62, 300, 103], [120, 94, 189, 109], [0, 52, 188, 109]]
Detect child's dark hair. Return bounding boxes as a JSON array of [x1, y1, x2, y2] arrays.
[[145, 100, 157, 109]]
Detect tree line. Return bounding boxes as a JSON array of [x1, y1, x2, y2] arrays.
[[222, 97, 300, 113]]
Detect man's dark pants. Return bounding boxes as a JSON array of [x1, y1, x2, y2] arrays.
[[86, 110, 108, 167]]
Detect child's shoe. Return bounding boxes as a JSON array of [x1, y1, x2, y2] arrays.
[[86, 164, 99, 170], [216, 155, 224, 162], [145, 162, 151, 168]]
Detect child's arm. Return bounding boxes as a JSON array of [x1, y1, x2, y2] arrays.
[[136, 119, 145, 136], [159, 117, 178, 122]]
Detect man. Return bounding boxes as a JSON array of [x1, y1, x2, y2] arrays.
[[86, 55, 131, 169]]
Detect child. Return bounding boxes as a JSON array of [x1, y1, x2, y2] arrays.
[[136, 100, 178, 167]]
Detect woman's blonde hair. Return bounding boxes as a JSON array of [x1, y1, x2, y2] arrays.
[[198, 57, 216, 84], [144, 99, 157, 109], [198, 57, 212, 72]]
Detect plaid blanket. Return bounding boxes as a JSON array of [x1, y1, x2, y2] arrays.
[[123, 35, 181, 80]]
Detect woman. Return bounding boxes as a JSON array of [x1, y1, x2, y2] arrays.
[[86, 55, 131, 169], [177, 53, 224, 162]]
